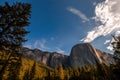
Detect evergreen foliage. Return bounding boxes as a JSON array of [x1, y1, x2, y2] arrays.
[[0, 2, 31, 80], [0, 50, 120, 80], [0, 2, 31, 53], [58, 64, 64, 80], [112, 35, 120, 64]]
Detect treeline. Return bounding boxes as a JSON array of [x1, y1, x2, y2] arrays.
[[44, 63, 120, 80], [0, 54, 120, 80], [0, 52, 51, 80]]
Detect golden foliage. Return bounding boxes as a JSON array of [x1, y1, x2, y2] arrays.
[[0, 51, 53, 80], [58, 64, 64, 80]]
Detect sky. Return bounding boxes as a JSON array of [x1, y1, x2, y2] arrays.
[[1, 0, 120, 55]]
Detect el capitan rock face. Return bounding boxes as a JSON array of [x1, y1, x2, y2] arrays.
[[22, 43, 114, 68], [69, 43, 114, 67], [69, 43, 100, 67]]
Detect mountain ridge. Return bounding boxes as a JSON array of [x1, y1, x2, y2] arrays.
[[22, 43, 114, 68]]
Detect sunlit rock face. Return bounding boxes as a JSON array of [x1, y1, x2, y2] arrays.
[[69, 43, 100, 67], [95, 49, 114, 65], [69, 43, 114, 67]]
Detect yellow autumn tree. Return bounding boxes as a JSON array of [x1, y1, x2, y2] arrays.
[[58, 64, 64, 80]]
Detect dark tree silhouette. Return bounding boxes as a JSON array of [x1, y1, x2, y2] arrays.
[[23, 70, 30, 80], [111, 35, 120, 79], [0, 2, 31, 53], [23, 62, 36, 80], [112, 35, 120, 64], [29, 62, 36, 80], [0, 2, 31, 79]]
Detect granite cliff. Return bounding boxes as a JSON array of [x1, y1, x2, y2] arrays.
[[22, 43, 114, 68], [69, 43, 114, 67], [22, 48, 69, 68]]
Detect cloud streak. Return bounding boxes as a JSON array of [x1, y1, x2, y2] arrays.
[[67, 7, 89, 22], [34, 39, 50, 51], [24, 39, 50, 51], [104, 39, 111, 44], [24, 44, 32, 49], [56, 47, 65, 53], [106, 30, 120, 51], [82, 0, 120, 42]]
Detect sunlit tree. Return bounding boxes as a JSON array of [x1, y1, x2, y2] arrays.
[[58, 64, 64, 80]]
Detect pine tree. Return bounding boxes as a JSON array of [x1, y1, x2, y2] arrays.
[[111, 35, 120, 79], [112, 35, 120, 64], [0, 2, 31, 79], [0, 2, 31, 53], [23, 70, 30, 80], [54, 68, 58, 78], [29, 62, 36, 80], [58, 64, 64, 80]]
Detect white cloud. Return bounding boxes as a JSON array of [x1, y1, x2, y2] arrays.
[[56, 47, 65, 53], [107, 44, 113, 51], [106, 30, 120, 51], [67, 7, 89, 22], [34, 39, 50, 51], [82, 0, 120, 42], [104, 39, 111, 44], [106, 36, 118, 51], [24, 44, 32, 49], [115, 31, 120, 37]]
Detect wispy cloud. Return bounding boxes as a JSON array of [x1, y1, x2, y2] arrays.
[[81, 0, 120, 43], [104, 40, 111, 44], [24, 38, 51, 51], [67, 7, 89, 22], [106, 32, 118, 51], [24, 44, 32, 49], [55, 47, 65, 53], [34, 39, 50, 51], [115, 31, 120, 37], [107, 30, 120, 51], [107, 44, 113, 51]]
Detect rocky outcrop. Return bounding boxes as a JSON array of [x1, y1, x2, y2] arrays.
[[21, 48, 69, 68], [95, 49, 114, 65], [69, 43, 114, 67], [48, 52, 69, 68], [21, 43, 114, 68]]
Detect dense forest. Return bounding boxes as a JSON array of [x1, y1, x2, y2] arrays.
[[0, 2, 120, 80], [0, 51, 120, 80]]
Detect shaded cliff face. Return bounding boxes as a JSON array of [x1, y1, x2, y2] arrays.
[[69, 43, 114, 67], [21, 43, 114, 68], [21, 48, 69, 68]]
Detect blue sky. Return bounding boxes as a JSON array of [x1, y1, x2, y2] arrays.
[[1, 0, 120, 55]]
